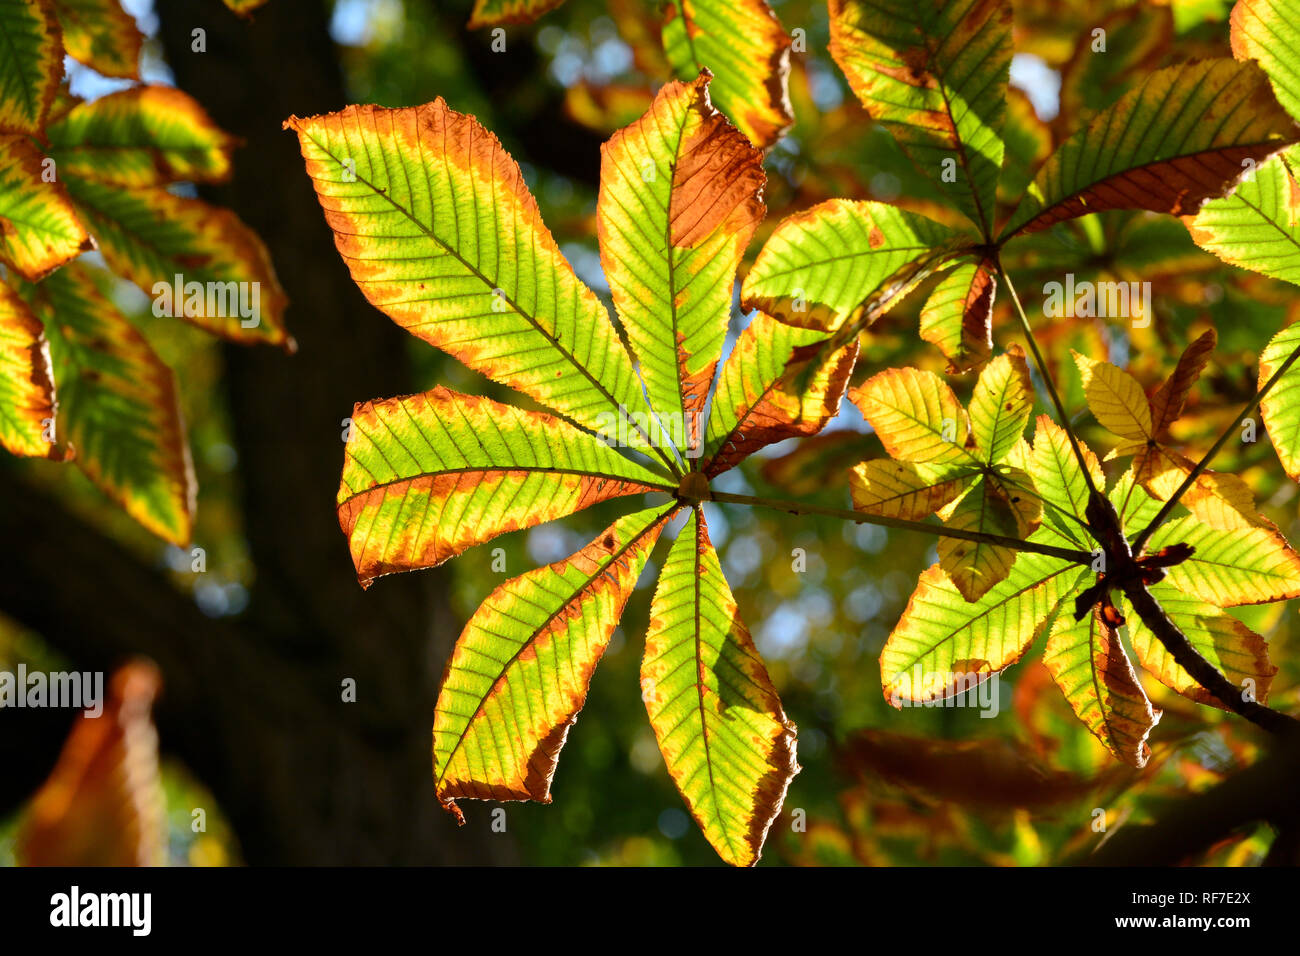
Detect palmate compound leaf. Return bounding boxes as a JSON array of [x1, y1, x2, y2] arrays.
[[0, 278, 56, 458], [1002, 59, 1300, 239], [1042, 605, 1160, 767], [21, 262, 196, 546], [642, 507, 798, 867], [338, 387, 675, 588], [0, 133, 90, 281], [660, 0, 793, 149], [848, 350, 1040, 600], [1072, 338, 1265, 531], [828, 0, 1013, 237], [433, 505, 673, 818], [598, 71, 764, 452], [0, 0, 62, 135], [296, 77, 809, 865]]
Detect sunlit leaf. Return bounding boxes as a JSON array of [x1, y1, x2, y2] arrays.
[[0, 0, 62, 135], [54, 0, 143, 80], [742, 198, 958, 331], [63, 177, 291, 346], [24, 262, 196, 545], [1042, 606, 1159, 767], [1072, 350, 1152, 443], [1259, 321, 1300, 478], [1023, 415, 1102, 537], [337, 386, 675, 588], [661, 0, 793, 149], [642, 507, 798, 867], [828, 0, 1012, 234], [1004, 60, 1299, 237], [47, 86, 236, 186], [849, 458, 974, 521], [703, 312, 857, 476], [881, 540, 1087, 703], [286, 101, 656, 445], [937, 471, 1040, 601], [919, 257, 995, 373], [849, 366, 974, 466], [969, 346, 1034, 465], [1230, 0, 1300, 120], [0, 134, 89, 281], [1145, 516, 1300, 606], [434, 505, 671, 818], [1121, 582, 1276, 708], [467, 0, 565, 28], [598, 72, 763, 447], [0, 277, 56, 458]]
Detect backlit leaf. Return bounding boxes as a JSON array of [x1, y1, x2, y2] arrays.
[[661, 0, 793, 149], [702, 312, 857, 476], [1004, 59, 1299, 237], [433, 505, 671, 818], [1259, 321, 1300, 478], [286, 101, 655, 446], [1187, 145, 1300, 285], [919, 258, 995, 373], [881, 540, 1087, 703], [54, 0, 143, 80], [0, 134, 90, 281], [1042, 607, 1159, 767], [969, 346, 1033, 465], [642, 508, 798, 867], [63, 177, 291, 346], [337, 386, 675, 588], [46, 86, 235, 186], [849, 458, 974, 521], [849, 366, 974, 466], [828, 0, 1013, 235], [0, 277, 55, 457], [1072, 350, 1152, 442], [598, 72, 763, 447], [1121, 582, 1276, 709], [742, 198, 958, 331], [0, 0, 61, 135], [467, 0, 565, 28], [937, 472, 1039, 601], [25, 262, 196, 545], [1145, 516, 1300, 606], [1230, 0, 1300, 120]]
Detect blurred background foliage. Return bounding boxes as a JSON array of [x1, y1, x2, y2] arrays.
[[3, 0, 1298, 866]]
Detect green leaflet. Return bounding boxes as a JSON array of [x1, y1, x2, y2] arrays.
[[642, 507, 798, 867], [741, 199, 959, 331], [597, 73, 764, 452], [23, 263, 196, 545], [1259, 321, 1300, 479], [828, 0, 1012, 236], [0, 0, 61, 134], [1043, 606, 1159, 767], [338, 386, 675, 587], [1003, 59, 1299, 238], [434, 505, 672, 817], [285, 101, 656, 449], [661, 0, 793, 149], [1189, 145, 1300, 286], [1231, 0, 1300, 120]]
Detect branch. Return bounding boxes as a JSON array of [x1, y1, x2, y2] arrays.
[[708, 490, 1093, 563]]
